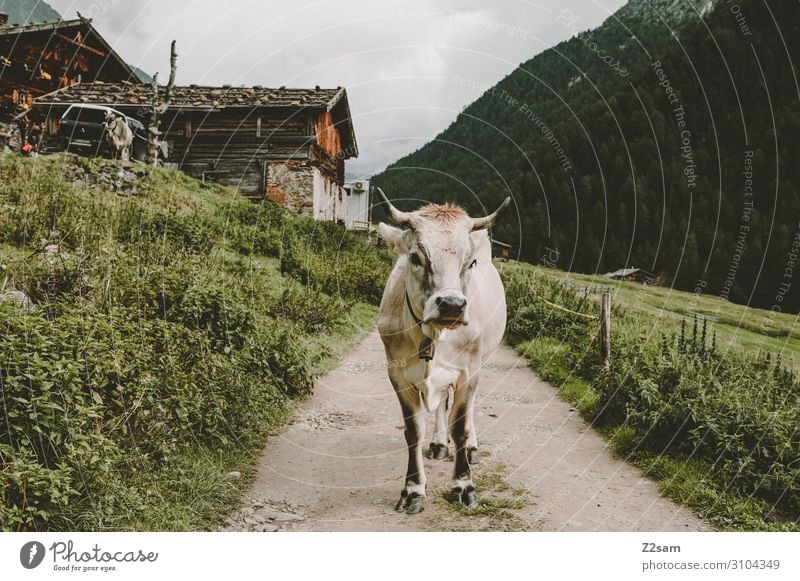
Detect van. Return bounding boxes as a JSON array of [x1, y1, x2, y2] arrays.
[[58, 104, 149, 161]]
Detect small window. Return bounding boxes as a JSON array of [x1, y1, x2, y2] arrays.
[[184, 118, 192, 137], [256, 116, 262, 138]]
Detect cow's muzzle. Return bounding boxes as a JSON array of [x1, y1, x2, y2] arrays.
[[425, 292, 469, 328]]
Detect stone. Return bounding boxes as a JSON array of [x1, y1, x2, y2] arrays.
[[0, 290, 34, 313], [271, 512, 304, 522]]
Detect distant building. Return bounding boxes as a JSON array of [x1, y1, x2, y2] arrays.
[[28, 82, 358, 221], [0, 15, 140, 122], [343, 180, 371, 230], [603, 267, 661, 285], [491, 239, 513, 260]]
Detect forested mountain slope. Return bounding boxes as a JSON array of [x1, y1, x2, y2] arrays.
[[373, 0, 800, 310]]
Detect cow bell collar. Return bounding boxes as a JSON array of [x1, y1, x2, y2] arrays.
[[405, 291, 435, 362]]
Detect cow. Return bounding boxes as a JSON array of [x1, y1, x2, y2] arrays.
[[104, 112, 133, 161], [376, 188, 511, 514]]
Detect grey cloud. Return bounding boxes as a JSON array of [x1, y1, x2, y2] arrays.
[[47, 0, 625, 178]]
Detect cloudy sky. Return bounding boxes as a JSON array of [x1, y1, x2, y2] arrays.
[[47, 0, 625, 178]]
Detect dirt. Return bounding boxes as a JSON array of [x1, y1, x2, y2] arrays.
[[223, 330, 709, 532]]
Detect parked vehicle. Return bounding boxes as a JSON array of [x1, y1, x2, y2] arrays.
[[57, 104, 148, 161]]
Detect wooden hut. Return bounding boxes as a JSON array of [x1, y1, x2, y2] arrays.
[[30, 82, 358, 221], [0, 15, 139, 122], [603, 267, 660, 285], [491, 239, 513, 260]]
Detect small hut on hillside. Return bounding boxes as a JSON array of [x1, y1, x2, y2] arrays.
[[491, 239, 513, 260], [29, 81, 358, 222], [603, 267, 660, 285]]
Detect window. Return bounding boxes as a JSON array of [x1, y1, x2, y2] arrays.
[[63, 107, 107, 123]]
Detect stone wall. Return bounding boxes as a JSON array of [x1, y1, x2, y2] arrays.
[[265, 161, 346, 223], [265, 160, 315, 217]]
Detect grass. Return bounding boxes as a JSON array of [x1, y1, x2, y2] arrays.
[[0, 152, 390, 531], [500, 261, 800, 531], [534, 265, 800, 361], [431, 460, 530, 532]]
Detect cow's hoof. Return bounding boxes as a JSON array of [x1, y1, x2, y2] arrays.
[[448, 485, 478, 508], [395, 492, 425, 514], [468, 447, 480, 464], [462, 488, 479, 508], [427, 443, 448, 460]]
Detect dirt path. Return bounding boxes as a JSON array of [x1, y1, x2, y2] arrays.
[[224, 330, 709, 532]]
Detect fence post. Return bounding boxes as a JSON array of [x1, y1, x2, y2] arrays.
[[600, 291, 611, 369]]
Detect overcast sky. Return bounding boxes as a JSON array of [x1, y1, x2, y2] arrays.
[[47, 0, 625, 178]]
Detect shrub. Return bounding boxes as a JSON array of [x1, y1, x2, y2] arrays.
[[0, 154, 387, 530]]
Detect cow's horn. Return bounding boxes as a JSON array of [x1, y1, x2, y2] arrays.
[[376, 187, 416, 228], [471, 197, 512, 231]]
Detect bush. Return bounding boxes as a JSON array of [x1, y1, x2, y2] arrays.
[[0, 154, 387, 530]]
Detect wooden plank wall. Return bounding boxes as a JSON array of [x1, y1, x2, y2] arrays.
[[160, 110, 315, 197]]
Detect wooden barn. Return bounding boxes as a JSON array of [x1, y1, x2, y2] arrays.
[[490, 239, 513, 260], [603, 267, 662, 285], [0, 14, 140, 123], [30, 81, 358, 221]]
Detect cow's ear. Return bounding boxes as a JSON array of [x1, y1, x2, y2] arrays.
[[470, 229, 490, 251], [379, 223, 407, 255]]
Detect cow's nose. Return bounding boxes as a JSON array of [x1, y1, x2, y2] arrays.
[[436, 295, 466, 316]]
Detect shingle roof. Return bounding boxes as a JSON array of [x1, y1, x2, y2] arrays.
[[33, 81, 358, 157], [603, 267, 652, 278], [35, 81, 344, 110], [0, 18, 85, 36]]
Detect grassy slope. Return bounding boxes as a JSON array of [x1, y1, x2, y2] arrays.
[[500, 261, 800, 531], [536, 266, 800, 361], [0, 153, 388, 531]]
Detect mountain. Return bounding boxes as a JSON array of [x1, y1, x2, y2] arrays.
[[131, 66, 154, 84], [0, 0, 60, 24], [373, 0, 716, 213], [373, 0, 800, 310]]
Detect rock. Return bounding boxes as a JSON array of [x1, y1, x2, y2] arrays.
[[226, 471, 242, 480], [243, 516, 259, 526], [271, 512, 304, 522], [0, 290, 34, 313], [253, 507, 282, 521], [256, 524, 279, 532]]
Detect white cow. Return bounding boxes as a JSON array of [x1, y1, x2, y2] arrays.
[[377, 189, 510, 514], [104, 112, 132, 161]]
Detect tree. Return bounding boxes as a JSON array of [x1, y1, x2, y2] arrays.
[[147, 40, 177, 165]]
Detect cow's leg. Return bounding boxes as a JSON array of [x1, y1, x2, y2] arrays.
[[427, 387, 449, 459], [448, 375, 479, 508], [466, 388, 479, 464], [395, 390, 426, 514]]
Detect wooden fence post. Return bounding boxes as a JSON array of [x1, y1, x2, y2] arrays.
[[600, 291, 611, 369]]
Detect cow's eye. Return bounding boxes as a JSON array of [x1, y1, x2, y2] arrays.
[[468, 259, 477, 270], [409, 253, 422, 267]]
